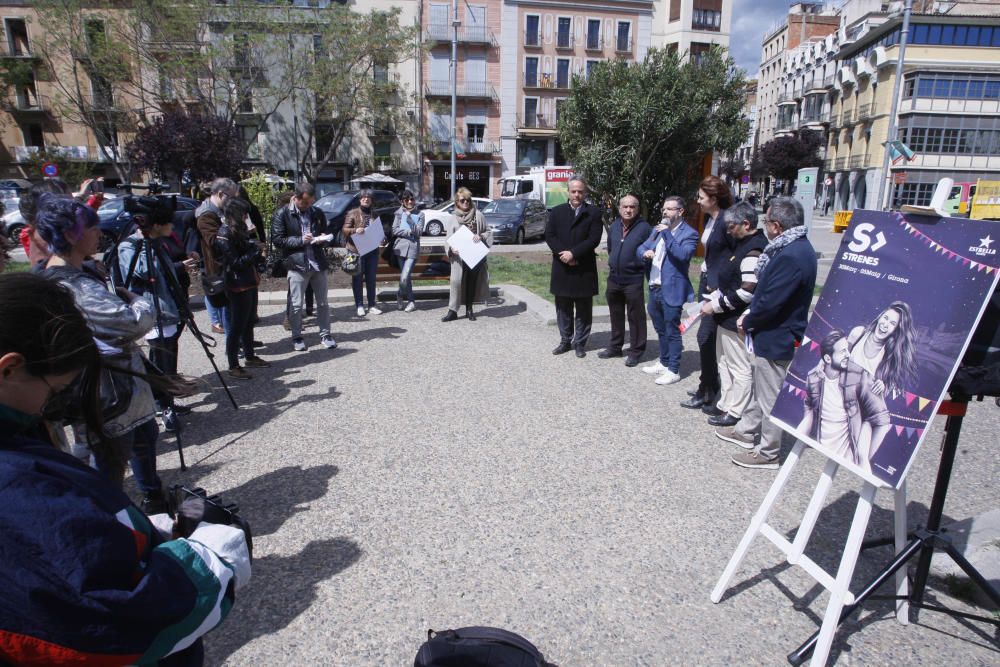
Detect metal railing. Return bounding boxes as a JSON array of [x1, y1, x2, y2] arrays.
[[516, 113, 557, 130], [362, 155, 403, 172], [800, 109, 829, 124], [823, 73, 836, 87], [555, 32, 574, 50], [835, 157, 847, 170], [424, 80, 498, 100], [615, 36, 633, 53], [464, 140, 501, 154], [777, 92, 795, 105], [776, 117, 796, 131], [584, 35, 603, 51], [848, 153, 870, 169], [841, 108, 855, 125], [426, 23, 497, 45], [6, 92, 49, 112], [524, 29, 541, 47], [857, 103, 872, 120], [524, 74, 570, 90]]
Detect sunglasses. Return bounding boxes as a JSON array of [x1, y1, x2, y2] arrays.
[[402, 196, 414, 202], [457, 198, 470, 203]]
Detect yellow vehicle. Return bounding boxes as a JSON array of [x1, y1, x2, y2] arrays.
[[969, 179, 1000, 220], [833, 210, 853, 233]]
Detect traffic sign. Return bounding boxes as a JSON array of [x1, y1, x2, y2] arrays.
[[41, 162, 59, 177], [893, 172, 907, 184]]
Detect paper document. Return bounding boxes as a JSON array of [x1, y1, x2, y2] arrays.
[[349, 222, 385, 256], [311, 233, 335, 245], [447, 225, 490, 269], [678, 302, 703, 334]]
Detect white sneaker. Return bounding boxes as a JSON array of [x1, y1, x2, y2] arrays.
[[321, 335, 337, 349], [642, 361, 667, 375], [404, 301, 416, 312], [369, 306, 382, 315], [655, 370, 681, 385], [356, 306, 366, 317]]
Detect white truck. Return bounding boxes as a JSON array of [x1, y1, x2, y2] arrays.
[[497, 166, 574, 208]]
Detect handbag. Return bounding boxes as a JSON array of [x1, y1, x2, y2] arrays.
[[414, 626, 554, 667], [201, 273, 229, 308], [340, 251, 362, 276], [266, 230, 287, 278]]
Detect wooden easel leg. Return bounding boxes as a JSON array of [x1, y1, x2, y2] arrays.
[[893, 481, 909, 624], [809, 482, 878, 667], [711, 441, 806, 603]]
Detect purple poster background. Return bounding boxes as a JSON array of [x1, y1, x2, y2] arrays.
[[770, 210, 1000, 489]]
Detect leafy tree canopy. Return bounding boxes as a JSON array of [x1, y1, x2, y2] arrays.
[[755, 130, 824, 185], [125, 109, 243, 184], [558, 46, 748, 218]]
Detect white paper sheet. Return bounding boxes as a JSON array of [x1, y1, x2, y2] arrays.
[[446, 224, 490, 269], [349, 221, 385, 256]]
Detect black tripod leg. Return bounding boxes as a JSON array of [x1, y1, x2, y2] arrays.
[[939, 541, 1000, 608], [174, 427, 187, 472], [788, 537, 925, 666]]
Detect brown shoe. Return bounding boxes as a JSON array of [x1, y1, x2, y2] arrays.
[[227, 367, 252, 380], [211, 324, 225, 334], [244, 357, 270, 368]]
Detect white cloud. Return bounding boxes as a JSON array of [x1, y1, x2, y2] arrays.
[[728, 0, 792, 77]]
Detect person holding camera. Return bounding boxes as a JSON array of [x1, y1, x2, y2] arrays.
[[213, 198, 269, 380], [118, 206, 198, 431], [36, 195, 171, 514], [0, 272, 251, 666]]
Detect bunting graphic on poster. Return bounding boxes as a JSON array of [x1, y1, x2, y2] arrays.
[[768, 209, 1000, 489]]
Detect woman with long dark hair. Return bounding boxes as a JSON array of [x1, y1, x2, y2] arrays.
[[214, 197, 269, 379], [0, 272, 250, 665], [681, 175, 733, 412], [343, 189, 383, 317], [36, 195, 168, 512], [848, 301, 917, 399]]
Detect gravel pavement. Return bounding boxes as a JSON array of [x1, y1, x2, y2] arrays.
[[149, 295, 999, 666]]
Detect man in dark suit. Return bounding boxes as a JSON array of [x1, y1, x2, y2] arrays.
[[601, 194, 652, 367], [545, 178, 604, 358], [721, 197, 817, 470]]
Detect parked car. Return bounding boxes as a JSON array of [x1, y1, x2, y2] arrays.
[[1, 207, 24, 242], [483, 198, 547, 244], [314, 189, 400, 240], [96, 195, 200, 250], [420, 196, 492, 236]]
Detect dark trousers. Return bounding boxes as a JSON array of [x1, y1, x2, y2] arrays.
[[696, 314, 720, 396], [555, 295, 593, 348], [462, 262, 483, 309], [605, 277, 646, 356], [94, 417, 162, 495], [226, 289, 256, 369], [147, 332, 179, 409], [351, 250, 379, 308]]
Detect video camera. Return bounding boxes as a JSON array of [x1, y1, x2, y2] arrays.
[[168, 485, 253, 560]]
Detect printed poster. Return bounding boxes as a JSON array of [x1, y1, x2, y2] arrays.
[[769, 209, 1000, 489]]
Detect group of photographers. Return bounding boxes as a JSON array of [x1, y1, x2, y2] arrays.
[[0, 179, 252, 665]]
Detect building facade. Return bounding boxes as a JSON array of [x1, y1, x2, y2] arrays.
[[650, 0, 731, 60], [497, 0, 653, 188], [826, 8, 1000, 211]]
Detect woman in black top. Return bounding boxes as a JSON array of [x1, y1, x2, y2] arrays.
[[213, 198, 269, 380]]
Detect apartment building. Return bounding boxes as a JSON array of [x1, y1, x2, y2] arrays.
[[499, 0, 653, 182], [826, 8, 1000, 211], [650, 0, 731, 60], [755, 3, 839, 152], [420, 0, 503, 200]]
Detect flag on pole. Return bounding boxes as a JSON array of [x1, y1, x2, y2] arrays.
[[886, 140, 915, 165]]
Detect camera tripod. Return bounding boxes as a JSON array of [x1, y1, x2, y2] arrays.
[[120, 233, 238, 470], [788, 398, 1000, 664]]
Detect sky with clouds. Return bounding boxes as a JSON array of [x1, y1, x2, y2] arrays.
[[729, 0, 800, 77]]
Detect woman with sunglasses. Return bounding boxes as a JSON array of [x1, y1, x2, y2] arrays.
[[36, 195, 169, 513], [0, 272, 251, 666], [391, 189, 424, 312], [343, 189, 383, 317], [443, 187, 490, 322]]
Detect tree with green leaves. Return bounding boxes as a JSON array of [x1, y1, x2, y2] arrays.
[[754, 129, 824, 192], [557, 46, 748, 218], [286, 6, 418, 183]]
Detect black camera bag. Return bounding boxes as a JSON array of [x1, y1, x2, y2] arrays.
[[414, 626, 554, 667]]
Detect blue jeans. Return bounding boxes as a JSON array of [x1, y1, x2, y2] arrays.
[[205, 299, 228, 329], [398, 255, 416, 302], [647, 287, 682, 372], [352, 249, 379, 308]]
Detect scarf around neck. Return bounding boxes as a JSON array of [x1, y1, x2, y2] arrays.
[[454, 204, 480, 233], [755, 225, 808, 277]]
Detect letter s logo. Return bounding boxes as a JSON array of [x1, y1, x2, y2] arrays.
[[848, 222, 887, 253]]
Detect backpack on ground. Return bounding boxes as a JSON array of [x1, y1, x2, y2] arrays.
[[414, 626, 556, 667]]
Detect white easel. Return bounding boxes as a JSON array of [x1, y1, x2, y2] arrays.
[[711, 441, 910, 666]]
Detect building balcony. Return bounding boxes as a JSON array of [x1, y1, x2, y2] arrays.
[[464, 140, 501, 155], [823, 73, 836, 88], [524, 29, 541, 48], [776, 117, 796, 131], [523, 74, 571, 92], [426, 23, 497, 46], [362, 155, 403, 173], [849, 153, 870, 169], [857, 102, 872, 121], [555, 33, 575, 50], [0, 42, 39, 60], [800, 110, 830, 126], [366, 119, 396, 139], [834, 157, 847, 170], [516, 113, 558, 133], [583, 37, 603, 52], [425, 140, 501, 157], [777, 92, 796, 106], [424, 80, 498, 101], [841, 109, 855, 125], [3, 92, 50, 115], [615, 37, 633, 54]]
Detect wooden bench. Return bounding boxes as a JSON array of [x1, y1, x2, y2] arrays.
[[375, 240, 451, 284]]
